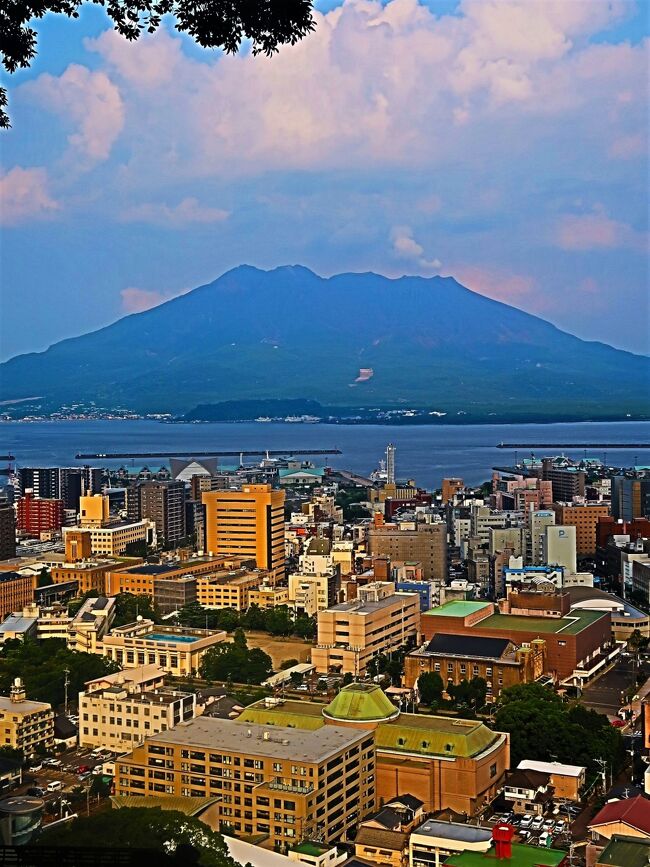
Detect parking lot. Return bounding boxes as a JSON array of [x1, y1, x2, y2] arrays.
[[16, 746, 114, 821], [486, 803, 582, 850]]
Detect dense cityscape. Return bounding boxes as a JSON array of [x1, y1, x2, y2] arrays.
[[0, 443, 647, 866], [1, 0, 648, 864]]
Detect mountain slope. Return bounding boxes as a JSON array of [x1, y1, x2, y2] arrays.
[[1, 265, 648, 418]]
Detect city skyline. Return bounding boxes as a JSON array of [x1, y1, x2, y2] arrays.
[[1, 0, 648, 360]]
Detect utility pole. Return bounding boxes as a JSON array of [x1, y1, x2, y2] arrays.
[[63, 668, 70, 717], [595, 758, 608, 794]]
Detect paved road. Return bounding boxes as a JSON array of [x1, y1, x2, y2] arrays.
[[580, 655, 638, 716]]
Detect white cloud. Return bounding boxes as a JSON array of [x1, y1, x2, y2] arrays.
[[121, 197, 230, 226], [68, 0, 641, 179], [0, 167, 60, 226], [22, 64, 124, 161], [391, 225, 441, 271]]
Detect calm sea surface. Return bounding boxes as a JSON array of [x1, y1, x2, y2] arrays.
[[1, 420, 649, 488]]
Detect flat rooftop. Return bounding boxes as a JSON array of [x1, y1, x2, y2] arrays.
[[425, 601, 492, 618], [0, 695, 51, 714], [477, 608, 607, 635], [150, 716, 364, 763], [327, 592, 418, 614], [445, 843, 565, 867], [412, 819, 492, 844]]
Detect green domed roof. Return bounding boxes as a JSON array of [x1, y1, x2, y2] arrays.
[[322, 683, 400, 722]]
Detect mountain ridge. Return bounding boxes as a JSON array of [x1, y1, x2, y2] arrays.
[[1, 265, 648, 419]]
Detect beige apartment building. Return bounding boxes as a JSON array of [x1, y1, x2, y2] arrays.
[[63, 519, 155, 557], [196, 568, 265, 610], [312, 582, 420, 676], [202, 484, 286, 582], [248, 585, 290, 609], [79, 671, 196, 753], [368, 523, 447, 581], [0, 680, 53, 756], [101, 621, 226, 677], [114, 716, 376, 850]]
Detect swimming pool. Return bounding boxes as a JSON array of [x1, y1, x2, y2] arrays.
[[145, 633, 197, 643]]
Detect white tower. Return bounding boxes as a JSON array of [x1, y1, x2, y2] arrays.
[[386, 443, 396, 486]]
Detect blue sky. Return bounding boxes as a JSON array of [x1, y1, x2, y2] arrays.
[[1, 0, 648, 359]]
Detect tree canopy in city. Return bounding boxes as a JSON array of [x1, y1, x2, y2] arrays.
[[39, 806, 239, 866], [495, 683, 624, 776], [0, 0, 315, 128], [417, 671, 444, 706], [199, 628, 273, 684], [0, 638, 119, 708]]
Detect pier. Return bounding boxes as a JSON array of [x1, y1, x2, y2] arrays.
[[75, 448, 342, 459], [496, 443, 649, 450]]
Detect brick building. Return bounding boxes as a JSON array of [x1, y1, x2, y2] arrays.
[[404, 633, 546, 699], [420, 600, 611, 682], [552, 503, 610, 556], [239, 683, 510, 817], [0, 572, 35, 619], [368, 522, 447, 581]]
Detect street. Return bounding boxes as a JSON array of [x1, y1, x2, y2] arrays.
[[580, 655, 639, 717]]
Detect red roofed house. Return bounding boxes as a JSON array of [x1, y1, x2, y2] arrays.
[[589, 796, 650, 845]]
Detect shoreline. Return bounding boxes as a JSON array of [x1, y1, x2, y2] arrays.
[[2, 415, 649, 427]]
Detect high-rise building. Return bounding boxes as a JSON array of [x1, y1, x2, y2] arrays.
[[16, 493, 64, 535], [611, 475, 650, 522], [17, 467, 101, 510], [386, 443, 396, 485], [368, 521, 447, 581], [203, 484, 285, 581], [0, 502, 16, 561], [528, 510, 556, 565], [140, 481, 187, 547], [552, 502, 610, 556], [543, 525, 577, 575], [541, 460, 585, 502]]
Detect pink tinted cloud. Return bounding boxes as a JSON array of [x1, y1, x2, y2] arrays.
[[555, 209, 647, 252], [0, 167, 60, 226], [120, 285, 190, 314], [451, 264, 552, 312], [121, 197, 230, 226], [120, 288, 166, 313]]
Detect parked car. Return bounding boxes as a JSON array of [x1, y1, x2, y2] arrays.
[[27, 787, 46, 797], [531, 816, 544, 831], [539, 832, 551, 847], [43, 758, 62, 767], [555, 819, 568, 834], [520, 814, 534, 829], [76, 765, 91, 774], [28, 763, 43, 773], [543, 819, 555, 832]]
